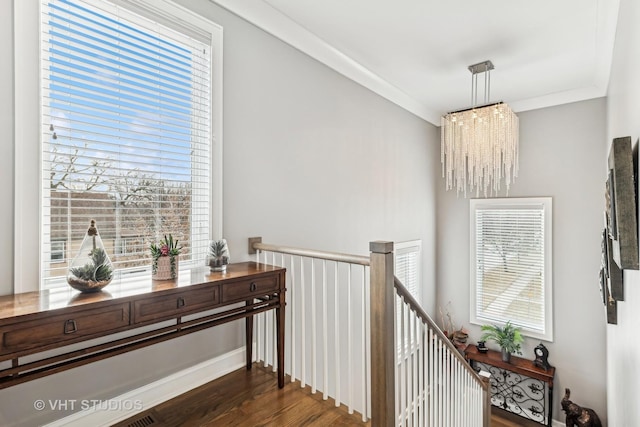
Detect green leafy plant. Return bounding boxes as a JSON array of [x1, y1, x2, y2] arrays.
[[480, 321, 524, 355], [150, 234, 181, 259], [150, 234, 182, 277], [208, 239, 229, 271], [69, 248, 113, 283], [209, 240, 227, 257]]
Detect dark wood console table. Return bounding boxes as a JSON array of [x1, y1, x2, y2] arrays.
[[0, 262, 286, 390], [465, 344, 555, 427]]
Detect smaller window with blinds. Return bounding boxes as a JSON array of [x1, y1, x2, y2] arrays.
[[395, 240, 422, 357], [470, 198, 553, 341], [395, 240, 422, 303]]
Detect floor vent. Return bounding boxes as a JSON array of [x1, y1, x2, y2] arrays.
[[125, 413, 158, 427]]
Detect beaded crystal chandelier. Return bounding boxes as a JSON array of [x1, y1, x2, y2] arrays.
[[441, 60, 519, 197]]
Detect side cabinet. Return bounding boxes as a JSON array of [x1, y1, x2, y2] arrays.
[[0, 262, 286, 389]]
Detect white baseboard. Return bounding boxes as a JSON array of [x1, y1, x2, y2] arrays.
[[45, 347, 246, 427], [552, 419, 564, 427]]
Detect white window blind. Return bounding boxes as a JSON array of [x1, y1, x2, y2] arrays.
[[470, 198, 553, 341], [395, 240, 422, 356], [40, 0, 212, 288], [395, 240, 422, 302]]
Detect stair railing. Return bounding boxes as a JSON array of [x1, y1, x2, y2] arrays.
[[250, 237, 371, 421], [249, 238, 490, 426], [370, 241, 491, 427]]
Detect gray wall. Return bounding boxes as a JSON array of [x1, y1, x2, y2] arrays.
[[0, 0, 15, 298], [606, 0, 640, 424], [0, 0, 437, 425], [436, 98, 608, 424]]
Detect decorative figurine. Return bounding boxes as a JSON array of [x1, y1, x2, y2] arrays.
[[533, 343, 552, 371], [561, 388, 602, 427], [476, 340, 488, 353]]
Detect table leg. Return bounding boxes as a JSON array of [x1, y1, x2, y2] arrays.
[[245, 299, 253, 371], [276, 291, 285, 388], [548, 384, 553, 427]]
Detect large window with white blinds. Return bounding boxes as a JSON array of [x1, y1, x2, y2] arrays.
[[470, 198, 553, 341], [39, 0, 220, 289]]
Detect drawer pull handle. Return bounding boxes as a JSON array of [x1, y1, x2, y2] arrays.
[[64, 319, 78, 334], [250, 282, 257, 292], [177, 297, 186, 308]]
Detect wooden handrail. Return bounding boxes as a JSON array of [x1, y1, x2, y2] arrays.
[[251, 240, 370, 266], [394, 277, 487, 387]]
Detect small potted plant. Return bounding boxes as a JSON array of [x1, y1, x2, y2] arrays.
[[67, 220, 114, 293], [150, 234, 181, 280], [480, 321, 524, 363], [68, 247, 114, 292], [207, 239, 230, 272]]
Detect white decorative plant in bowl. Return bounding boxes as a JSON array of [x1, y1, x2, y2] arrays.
[[208, 239, 230, 272]]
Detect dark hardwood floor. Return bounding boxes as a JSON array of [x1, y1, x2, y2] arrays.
[[116, 364, 542, 426], [115, 364, 368, 427], [491, 407, 545, 427]]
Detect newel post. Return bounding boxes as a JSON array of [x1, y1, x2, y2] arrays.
[[369, 241, 395, 427]]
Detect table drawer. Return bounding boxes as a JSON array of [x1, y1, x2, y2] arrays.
[[0, 302, 130, 356], [133, 285, 219, 324], [222, 276, 279, 303]]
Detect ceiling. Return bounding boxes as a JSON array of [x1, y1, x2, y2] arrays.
[[211, 0, 620, 125]]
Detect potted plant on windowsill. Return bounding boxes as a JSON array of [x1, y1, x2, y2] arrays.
[[480, 321, 524, 363], [67, 220, 114, 293], [207, 239, 230, 272], [150, 234, 181, 280]]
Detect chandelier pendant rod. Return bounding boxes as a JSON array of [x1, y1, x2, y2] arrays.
[[485, 68, 491, 104]]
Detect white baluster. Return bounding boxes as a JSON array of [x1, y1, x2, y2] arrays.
[[311, 259, 316, 393], [418, 322, 424, 427], [334, 262, 340, 407], [322, 259, 328, 401], [272, 253, 277, 372], [290, 256, 296, 383], [400, 297, 406, 426], [347, 264, 353, 414], [365, 266, 371, 420], [394, 293, 399, 426], [412, 311, 418, 426], [438, 339, 443, 427], [429, 327, 434, 427], [361, 269, 367, 422], [255, 251, 261, 365], [300, 257, 306, 388]]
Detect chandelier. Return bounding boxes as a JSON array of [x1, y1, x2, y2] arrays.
[[441, 60, 519, 197]]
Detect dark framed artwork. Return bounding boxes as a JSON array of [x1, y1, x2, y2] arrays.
[[606, 228, 624, 301], [600, 229, 618, 325], [606, 285, 618, 325], [600, 227, 623, 326], [606, 136, 639, 270]]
